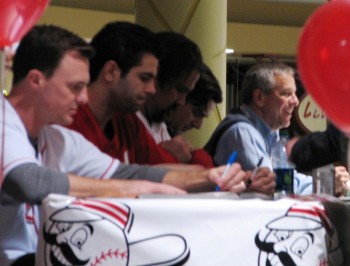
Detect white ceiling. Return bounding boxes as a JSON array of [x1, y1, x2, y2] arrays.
[[50, 0, 327, 27]]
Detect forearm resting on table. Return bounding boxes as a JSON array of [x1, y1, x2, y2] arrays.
[[68, 174, 186, 198], [68, 174, 130, 198], [162, 170, 215, 192]]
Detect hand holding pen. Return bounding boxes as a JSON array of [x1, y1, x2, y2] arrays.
[[246, 157, 263, 188], [216, 151, 238, 191]]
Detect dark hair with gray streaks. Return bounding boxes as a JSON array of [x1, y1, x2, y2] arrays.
[[242, 62, 295, 104]]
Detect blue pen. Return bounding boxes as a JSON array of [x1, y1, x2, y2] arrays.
[[216, 151, 238, 191]]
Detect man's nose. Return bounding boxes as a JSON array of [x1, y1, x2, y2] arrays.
[[192, 117, 203, 129], [291, 94, 299, 107], [145, 80, 156, 95], [77, 87, 89, 104], [175, 93, 187, 106]]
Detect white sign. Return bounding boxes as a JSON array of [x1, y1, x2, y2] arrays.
[[36, 194, 342, 266], [296, 93, 327, 133]]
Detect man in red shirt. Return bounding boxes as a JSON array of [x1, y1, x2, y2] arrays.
[[68, 22, 203, 168]]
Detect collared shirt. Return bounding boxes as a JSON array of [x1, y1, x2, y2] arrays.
[[214, 105, 277, 171], [213, 104, 312, 195], [0, 99, 119, 266]]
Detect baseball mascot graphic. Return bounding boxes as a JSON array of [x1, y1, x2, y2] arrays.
[[255, 203, 342, 266], [42, 198, 190, 266]]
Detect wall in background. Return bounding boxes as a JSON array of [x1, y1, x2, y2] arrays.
[[38, 6, 301, 56], [227, 22, 301, 56], [38, 6, 134, 37]]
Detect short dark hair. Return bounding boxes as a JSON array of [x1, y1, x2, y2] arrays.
[[89, 21, 158, 82], [186, 64, 223, 107], [155, 32, 203, 90], [241, 62, 295, 105], [12, 25, 94, 85]]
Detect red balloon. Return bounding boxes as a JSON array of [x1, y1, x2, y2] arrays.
[[0, 0, 49, 48], [298, 0, 350, 136]]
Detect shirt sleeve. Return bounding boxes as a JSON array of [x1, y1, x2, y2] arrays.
[[189, 149, 214, 168], [133, 126, 178, 165], [1, 163, 69, 204], [291, 123, 347, 171], [40, 125, 120, 179], [1, 99, 38, 178], [213, 122, 272, 170], [111, 163, 168, 183]]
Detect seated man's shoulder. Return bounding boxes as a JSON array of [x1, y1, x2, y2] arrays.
[[225, 120, 257, 135]]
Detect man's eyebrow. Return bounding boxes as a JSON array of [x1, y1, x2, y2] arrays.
[[139, 72, 156, 78], [68, 81, 88, 86]]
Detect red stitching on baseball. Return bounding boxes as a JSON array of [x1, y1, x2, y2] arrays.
[[90, 248, 128, 266]]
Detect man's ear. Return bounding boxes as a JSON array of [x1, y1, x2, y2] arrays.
[[102, 60, 121, 82], [253, 88, 264, 107], [27, 69, 45, 91]]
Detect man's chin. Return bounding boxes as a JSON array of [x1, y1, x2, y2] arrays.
[[283, 122, 291, 128], [179, 128, 188, 134], [137, 99, 146, 106], [123, 106, 139, 113], [56, 117, 74, 126]]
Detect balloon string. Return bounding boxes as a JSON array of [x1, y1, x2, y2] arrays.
[[0, 93, 4, 187], [348, 140, 350, 172], [0, 49, 5, 95], [0, 49, 4, 187]]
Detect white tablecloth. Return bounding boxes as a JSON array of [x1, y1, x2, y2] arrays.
[[36, 193, 344, 266]]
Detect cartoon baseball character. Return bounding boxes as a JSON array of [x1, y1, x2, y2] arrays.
[[255, 203, 341, 266], [43, 198, 190, 266]]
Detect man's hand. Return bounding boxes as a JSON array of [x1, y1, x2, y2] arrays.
[[246, 167, 275, 195], [160, 135, 193, 163], [210, 163, 246, 193], [335, 165, 350, 196]]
